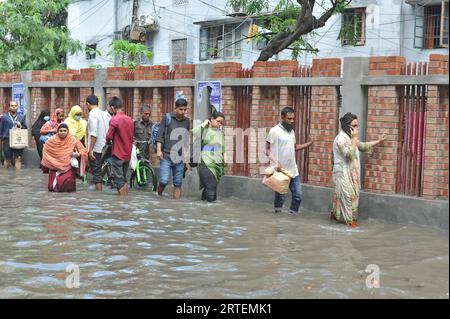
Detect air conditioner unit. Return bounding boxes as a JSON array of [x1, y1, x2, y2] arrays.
[[139, 15, 159, 32]]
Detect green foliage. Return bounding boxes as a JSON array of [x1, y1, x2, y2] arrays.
[[108, 40, 154, 70], [227, 0, 351, 60], [85, 45, 102, 59], [0, 0, 83, 72]]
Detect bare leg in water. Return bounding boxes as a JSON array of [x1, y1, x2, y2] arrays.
[[173, 187, 181, 200], [118, 183, 128, 196], [15, 157, 21, 170]]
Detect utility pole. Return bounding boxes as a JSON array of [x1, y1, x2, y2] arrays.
[[131, 0, 140, 29], [114, 0, 119, 66]]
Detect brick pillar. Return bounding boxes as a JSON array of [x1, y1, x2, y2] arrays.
[[364, 56, 405, 193], [422, 54, 449, 199], [212, 63, 243, 176], [132, 88, 141, 120], [221, 86, 236, 176], [307, 58, 341, 187], [364, 86, 401, 193], [248, 85, 280, 178]]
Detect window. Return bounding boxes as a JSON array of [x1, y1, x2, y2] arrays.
[[415, 0, 449, 49], [85, 44, 97, 60], [172, 39, 187, 65], [199, 24, 242, 60], [340, 8, 366, 46]]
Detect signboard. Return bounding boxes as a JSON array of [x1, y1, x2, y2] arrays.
[[12, 83, 26, 118], [197, 81, 222, 113]]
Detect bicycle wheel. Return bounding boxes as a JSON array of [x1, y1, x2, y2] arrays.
[[131, 162, 157, 191], [101, 159, 112, 186]]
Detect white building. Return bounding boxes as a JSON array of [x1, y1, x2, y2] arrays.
[[67, 0, 449, 69]]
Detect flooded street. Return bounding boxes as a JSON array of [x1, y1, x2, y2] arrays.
[[0, 169, 448, 299]]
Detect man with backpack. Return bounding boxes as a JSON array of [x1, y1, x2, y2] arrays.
[[155, 98, 191, 200]]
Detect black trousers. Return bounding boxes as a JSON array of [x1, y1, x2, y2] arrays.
[[34, 136, 44, 160], [199, 161, 218, 202]]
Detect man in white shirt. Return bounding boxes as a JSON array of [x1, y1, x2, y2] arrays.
[[87, 95, 112, 191], [266, 106, 313, 214]]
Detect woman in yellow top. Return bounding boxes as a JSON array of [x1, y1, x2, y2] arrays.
[[65, 105, 87, 146]]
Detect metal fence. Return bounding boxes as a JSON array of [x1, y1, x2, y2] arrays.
[[396, 62, 428, 196]]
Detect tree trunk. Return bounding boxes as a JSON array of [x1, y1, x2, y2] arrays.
[[257, 26, 313, 61]]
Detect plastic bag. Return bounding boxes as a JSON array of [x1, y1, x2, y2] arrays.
[[129, 144, 137, 171], [70, 157, 79, 168]]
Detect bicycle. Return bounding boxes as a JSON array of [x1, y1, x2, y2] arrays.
[[130, 141, 158, 191], [101, 156, 113, 187]]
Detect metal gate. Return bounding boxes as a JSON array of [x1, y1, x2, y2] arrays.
[[289, 86, 312, 183], [396, 62, 428, 196], [233, 85, 251, 176], [120, 70, 135, 117]]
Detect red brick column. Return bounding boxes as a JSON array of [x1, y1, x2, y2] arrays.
[[213, 62, 242, 175], [422, 54, 449, 199], [307, 58, 341, 187], [221, 86, 236, 176], [364, 56, 405, 193]]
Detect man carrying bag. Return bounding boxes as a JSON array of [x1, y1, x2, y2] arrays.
[[0, 100, 27, 170]]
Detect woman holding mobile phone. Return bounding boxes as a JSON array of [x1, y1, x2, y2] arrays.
[[330, 112, 385, 227]]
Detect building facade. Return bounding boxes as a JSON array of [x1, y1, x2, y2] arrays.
[[67, 0, 449, 69]]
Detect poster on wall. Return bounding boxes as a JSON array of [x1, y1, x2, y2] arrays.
[[12, 83, 26, 119], [197, 81, 222, 113]]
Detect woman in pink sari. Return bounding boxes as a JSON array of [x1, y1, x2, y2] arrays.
[[40, 108, 64, 137], [41, 124, 87, 192]]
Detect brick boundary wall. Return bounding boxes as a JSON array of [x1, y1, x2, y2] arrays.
[[0, 57, 448, 200]]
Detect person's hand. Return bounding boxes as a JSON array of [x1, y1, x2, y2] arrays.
[[350, 126, 359, 139], [308, 138, 314, 146], [379, 134, 386, 143], [185, 163, 192, 171], [52, 128, 57, 133], [200, 119, 209, 128], [275, 162, 282, 172], [157, 150, 164, 161], [15, 121, 21, 128], [89, 150, 95, 161]]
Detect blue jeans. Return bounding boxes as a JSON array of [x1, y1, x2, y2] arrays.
[[159, 157, 185, 188], [274, 175, 303, 213]]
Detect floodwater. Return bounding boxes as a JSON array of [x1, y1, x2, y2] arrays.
[[0, 169, 448, 299]]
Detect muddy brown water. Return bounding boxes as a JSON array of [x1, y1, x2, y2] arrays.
[[0, 169, 448, 298]]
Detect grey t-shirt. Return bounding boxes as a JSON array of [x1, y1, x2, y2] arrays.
[[156, 113, 190, 162]]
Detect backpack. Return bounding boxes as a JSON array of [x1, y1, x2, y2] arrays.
[[150, 113, 172, 152]]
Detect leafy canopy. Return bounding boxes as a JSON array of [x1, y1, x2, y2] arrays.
[[0, 0, 83, 72]]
